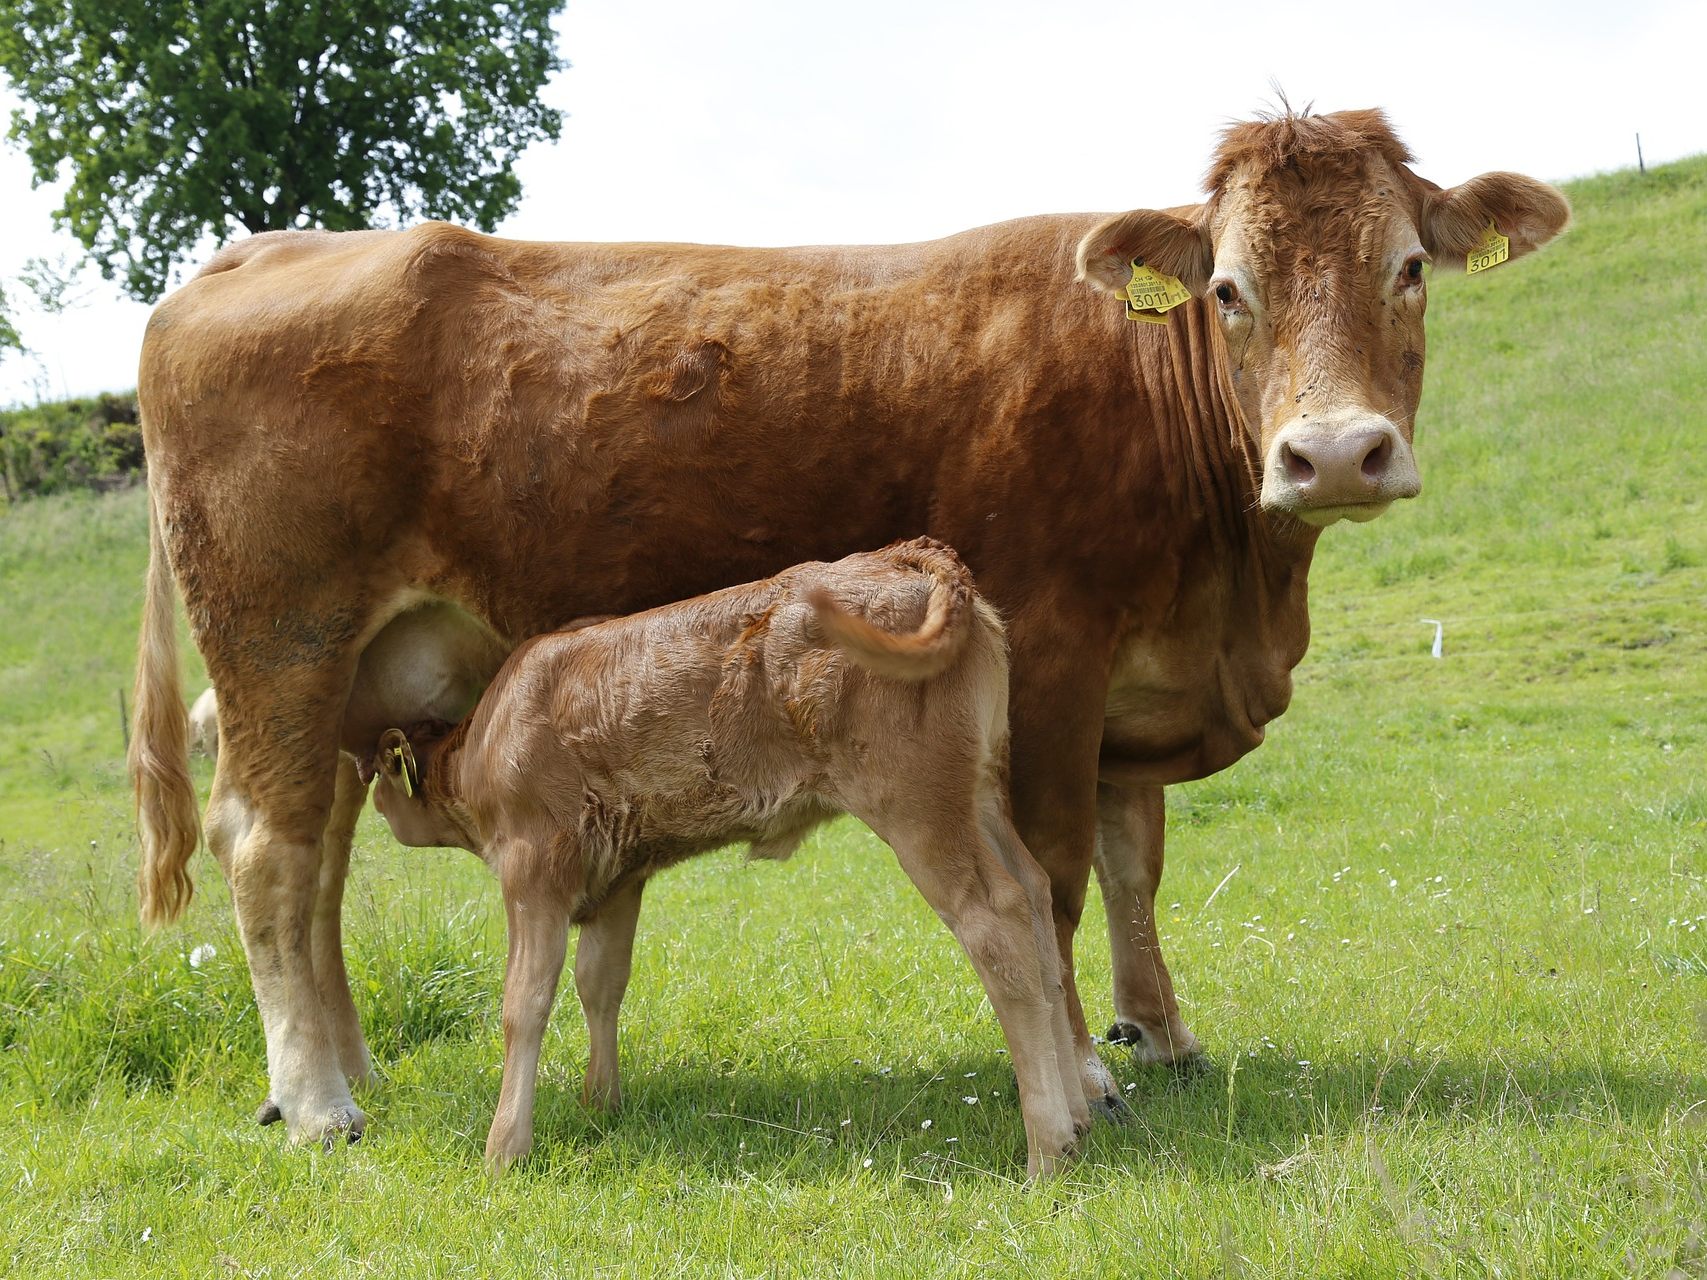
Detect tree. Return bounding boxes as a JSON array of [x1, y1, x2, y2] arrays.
[[0, 0, 566, 301], [0, 284, 21, 359]]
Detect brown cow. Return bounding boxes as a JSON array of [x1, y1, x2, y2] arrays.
[[130, 108, 1568, 1146], [364, 538, 1086, 1176]]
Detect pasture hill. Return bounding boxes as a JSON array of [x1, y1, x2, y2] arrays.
[[0, 156, 1703, 1277]]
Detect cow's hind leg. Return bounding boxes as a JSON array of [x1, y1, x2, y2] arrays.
[[882, 818, 1079, 1180], [1095, 782, 1201, 1069], [487, 856, 573, 1170], [215, 749, 366, 1145], [224, 757, 374, 1127], [575, 878, 644, 1112], [197, 624, 379, 1148], [313, 755, 374, 1087]]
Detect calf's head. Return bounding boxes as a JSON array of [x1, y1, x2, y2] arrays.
[[1077, 109, 1569, 527], [366, 724, 473, 850]]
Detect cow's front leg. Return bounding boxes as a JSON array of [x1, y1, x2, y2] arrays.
[[1006, 638, 1127, 1122], [1095, 781, 1201, 1068]]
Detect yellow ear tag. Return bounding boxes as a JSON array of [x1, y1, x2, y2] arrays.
[[388, 740, 418, 797], [1125, 259, 1192, 322], [1466, 223, 1510, 275]]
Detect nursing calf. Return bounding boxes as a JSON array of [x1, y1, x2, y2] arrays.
[[364, 539, 1087, 1177]]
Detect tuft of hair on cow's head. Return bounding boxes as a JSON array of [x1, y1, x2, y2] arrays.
[[1073, 106, 1570, 530]]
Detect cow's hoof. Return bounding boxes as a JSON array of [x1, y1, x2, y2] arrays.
[[1106, 1021, 1203, 1068], [316, 1103, 367, 1152], [257, 1098, 282, 1126], [1089, 1091, 1134, 1125], [1169, 1050, 1214, 1081]]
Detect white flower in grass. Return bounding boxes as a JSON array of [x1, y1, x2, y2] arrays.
[[920, 1119, 933, 1130], [962, 1095, 979, 1105], [188, 944, 217, 969]]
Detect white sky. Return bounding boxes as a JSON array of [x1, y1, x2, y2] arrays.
[[1, 0, 1701, 405]]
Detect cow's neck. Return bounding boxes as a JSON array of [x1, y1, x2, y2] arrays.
[[1095, 298, 1321, 782]]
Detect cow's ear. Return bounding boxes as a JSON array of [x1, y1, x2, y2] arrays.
[[1422, 172, 1571, 269], [1075, 205, 1212, 297]]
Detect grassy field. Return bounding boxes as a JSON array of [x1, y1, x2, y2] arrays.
[[2, 157, 1705, 1277]]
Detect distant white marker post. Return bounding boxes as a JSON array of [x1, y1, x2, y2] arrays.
[[1421, 619, 1444, 659]]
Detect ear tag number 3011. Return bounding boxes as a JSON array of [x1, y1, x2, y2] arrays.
[[1125, 259, 1192, 324], [1466, 224, 1510, 275]]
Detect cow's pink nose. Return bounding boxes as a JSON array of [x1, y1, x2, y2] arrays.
[[1278, 427, 1394, 497]]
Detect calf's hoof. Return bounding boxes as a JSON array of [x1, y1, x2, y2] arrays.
[[1025, 1128, 1081, 1182], [484, 1131, 533, 1174], [580, 1078, 622, 1112], [257, 1098, 282, 1126]]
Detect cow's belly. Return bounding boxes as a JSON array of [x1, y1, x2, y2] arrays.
[[339, 600, 509, 756]]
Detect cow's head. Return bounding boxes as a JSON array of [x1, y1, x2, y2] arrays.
[[1076, 109, 1569, 527]]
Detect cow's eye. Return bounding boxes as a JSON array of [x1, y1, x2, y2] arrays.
[[1402, 255, 1427, 285], [1213, 281, 1240, 307]]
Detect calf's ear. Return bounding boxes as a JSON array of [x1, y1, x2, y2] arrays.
[[377, 727, 419, 796], [1422, 172, 1571, 267], [1076, 204, 1213, 297]]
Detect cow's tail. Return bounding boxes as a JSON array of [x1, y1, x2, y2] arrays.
[[810, 539, 978, 682], [131, 488, 200, 926]]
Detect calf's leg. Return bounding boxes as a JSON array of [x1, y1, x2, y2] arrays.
[[882, 818, 1079, 1180], [575, 879, 645, 1111], [1005, 664, 1128, 1122], [1095, 781, 1201, 1067], [979, 798, 1093, 1137], [486, 873, 572, 1169]]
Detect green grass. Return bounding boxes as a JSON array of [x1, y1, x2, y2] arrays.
[[2, 157, 1706, 1277]]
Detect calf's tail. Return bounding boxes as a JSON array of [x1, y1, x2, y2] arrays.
[[131, 488, 200, 925], [810, 539, 979, 682]]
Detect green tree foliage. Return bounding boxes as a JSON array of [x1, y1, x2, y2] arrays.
[[0, 391, 141, 501], [0, 0, 566, 301], [0, 283, 21, 358]]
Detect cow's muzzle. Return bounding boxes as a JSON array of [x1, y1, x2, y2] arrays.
[[1261, 415, 1421, 527]]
